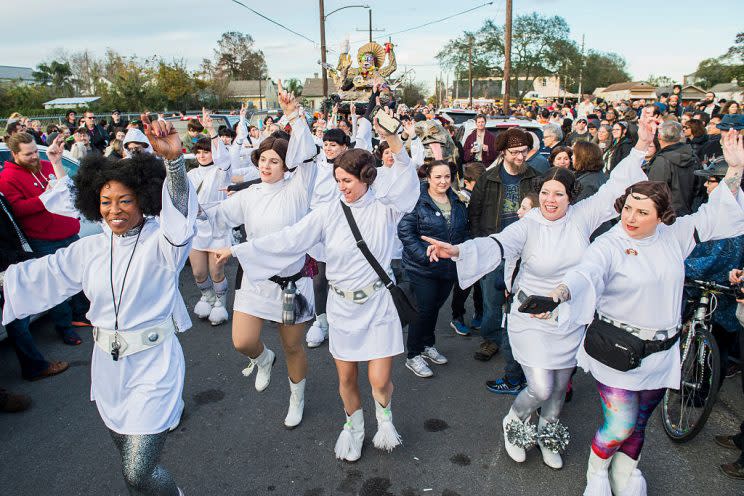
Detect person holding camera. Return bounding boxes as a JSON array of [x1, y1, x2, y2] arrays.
[[548, 129, 744, 494], [463, 114, 497, 165]]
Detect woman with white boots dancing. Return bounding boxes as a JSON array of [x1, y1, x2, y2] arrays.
[[551, 130, 744, 495], [188, 109, 233, 327], [212, 112, 419, 461], [208, 83, 317, 429], [422, 113, 656, 471]]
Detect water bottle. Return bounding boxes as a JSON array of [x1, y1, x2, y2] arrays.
[[281, 281, 297, 325]]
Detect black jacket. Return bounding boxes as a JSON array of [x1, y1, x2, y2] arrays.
[[87, 124, 109, 153], [647, 142, 701, 216], [609, 138, 633, 171], [699, 135, 722, 165], [688, 135, 709, 162], [0, 193, 34, 271], [468, 161, 539, 237], [398, 183, 469, 280]]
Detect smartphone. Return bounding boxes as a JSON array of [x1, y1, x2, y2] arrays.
[[374, 108, 401, 135], [517, 295, 559, 314]]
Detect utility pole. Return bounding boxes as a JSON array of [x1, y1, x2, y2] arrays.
[[577, 33, 585, 98], [319, 0, 328, 98], [503, 0, 513, 115], [356, 9, 384, 42], [468, 34, 473, 107]]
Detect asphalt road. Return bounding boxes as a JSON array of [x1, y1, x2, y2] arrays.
[[1, 260, 742, 496]]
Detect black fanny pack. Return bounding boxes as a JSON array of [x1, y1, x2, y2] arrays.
[[584, 317, 680, 372]]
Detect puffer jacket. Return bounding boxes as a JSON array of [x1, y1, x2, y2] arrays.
[[398, 182, 470, 280], [647, 142, 701, 216]]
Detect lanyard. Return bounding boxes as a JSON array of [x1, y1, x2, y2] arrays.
[[29, 169, 49, 189]]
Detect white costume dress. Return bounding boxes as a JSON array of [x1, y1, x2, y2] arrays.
[[563, 183, 744, 390], [210, 117, 318, 323], [229, 148, 420, 361], [188, 139, 232, 250], [307, 151, 341, 262], [454, 149, 647, 369], [2, 175, 198, 435]]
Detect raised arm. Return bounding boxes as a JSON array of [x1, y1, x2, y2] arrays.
[[370, 113, 420, 213]]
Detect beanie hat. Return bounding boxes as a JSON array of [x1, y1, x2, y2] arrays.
[[494, 128, 533, 152]]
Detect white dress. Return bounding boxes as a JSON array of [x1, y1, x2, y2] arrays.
[[563, 183, 744, 390], [210, 117, 318, 323], [308, 152, 340, 262], [2, 180, 198, 434], [454, 149, 647, 369], [188, 139, 232, 250], [229, 148, 420, 361]]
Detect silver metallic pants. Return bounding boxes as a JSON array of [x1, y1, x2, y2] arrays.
[[511, 366, 574, 421], [109, 430, 179, 496]]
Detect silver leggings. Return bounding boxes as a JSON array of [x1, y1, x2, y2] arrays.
[[511, 366, 574, 422], [109, 430, 179, 496]]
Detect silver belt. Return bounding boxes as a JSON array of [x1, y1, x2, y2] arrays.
[[331, 279, 386, 304], [92, 315, 177, 360], [597, 313, 680, 341]]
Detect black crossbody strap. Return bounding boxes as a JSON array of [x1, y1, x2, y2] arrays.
[[340, 201, 394, 288]]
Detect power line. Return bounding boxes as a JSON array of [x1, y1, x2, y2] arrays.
[[377, 1, 494, 39], [229, 0, 317, 45]]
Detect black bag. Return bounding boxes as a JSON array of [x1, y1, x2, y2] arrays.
[[584, 317, 679, 372], [340, 202, 418, 326]]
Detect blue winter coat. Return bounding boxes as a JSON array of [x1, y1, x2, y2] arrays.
[[398, 182, 470, 280]]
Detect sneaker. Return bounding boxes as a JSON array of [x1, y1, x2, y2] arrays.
[[71, 318, 92, 328], [725, 363, 741, 378], [715, 435, 742, 451], [486, 377, 526, 395], [721, 460, 744, 480], [422, 346, 448, 365], [474, 340, 499, 361], [471, 314, 482, 329], [405, 355, 433, 378], [450, 319, 471, 336]]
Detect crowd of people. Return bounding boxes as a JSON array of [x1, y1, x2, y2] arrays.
[[1, 81, 744, 495]]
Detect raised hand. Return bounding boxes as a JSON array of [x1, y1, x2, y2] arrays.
[[635, 110, 658, 150], [421, 235, 459, 262], [277, 79, 298, 116], [201, 107, 214, 133], [142, 113, 182, 160], [239, 103, 248, 120], [722, 129, 744, 170], [402, 117, 415, 138], [46, 134, 66, 167]]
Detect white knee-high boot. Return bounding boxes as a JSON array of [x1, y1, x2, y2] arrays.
[[208, 277, 229, 325], [335, 409, 364, 461], [194, 277, 215, 318], [372, 400, 402, 452], [584, 450, 613, 496], [284, 377, 305, 429], [610, 452, 646, 496], [502, 407, 536, 463]]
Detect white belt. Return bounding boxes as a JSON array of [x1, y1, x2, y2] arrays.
[[92, 316, 177, 360], [597, 312, 680, 341]]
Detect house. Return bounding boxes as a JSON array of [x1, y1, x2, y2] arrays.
[[43, 97, 101, 109], [709, 80, 743, 103], [302, 76, 339, 111], [227, 79, 278, 109], [450, 76, 575, 101], [0, 65, 34, 84], [656, 84, 707, 104], [595, 82, 657, 102]]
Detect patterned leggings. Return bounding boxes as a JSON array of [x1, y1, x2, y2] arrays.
[[110, 430, 179, 496], [591, 382, 665, 460]]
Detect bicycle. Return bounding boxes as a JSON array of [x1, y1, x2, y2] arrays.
[[660, 279, 735, 443]]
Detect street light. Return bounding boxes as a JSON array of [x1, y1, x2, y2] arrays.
[[319, 2, 370, 98]]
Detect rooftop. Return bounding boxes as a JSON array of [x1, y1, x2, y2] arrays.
[[43, 97, 101, 105], [602, 81, 656, 92], [227, 80, 276, 97], [302, 77, 339, 97]]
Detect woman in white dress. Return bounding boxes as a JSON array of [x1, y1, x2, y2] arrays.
[[187, 109, 232, 326], [212, 115, 419, 461], [1, 116, 195, 496], [208, 84, 317, 429], [549, 130, 744, 496], [421, 113, 657, 470]]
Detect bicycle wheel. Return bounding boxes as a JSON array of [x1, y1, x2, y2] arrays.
[[661, 322, 721, 442]]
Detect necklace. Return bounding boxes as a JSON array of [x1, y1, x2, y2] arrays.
[[109, 221, 144, 360], [29, 168, 49, 189]]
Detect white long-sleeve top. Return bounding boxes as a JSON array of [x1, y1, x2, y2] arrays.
[[453, 149, 647, 368], [188, 138, 232, 250], [208, 117, 318, 321], [2, 178, 198, 434], [563, 183, 744, 390], [308, 151, 340, 261], [230, 148, 419, 360]]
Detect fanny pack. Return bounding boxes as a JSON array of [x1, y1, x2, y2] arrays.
[[584, 315, 680, 372]]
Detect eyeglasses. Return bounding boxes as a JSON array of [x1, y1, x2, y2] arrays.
[[506, 148, 529, 157], [705, 177, 719, 183]]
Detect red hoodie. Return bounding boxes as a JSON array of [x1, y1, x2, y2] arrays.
[[0, 160, 80, 240]]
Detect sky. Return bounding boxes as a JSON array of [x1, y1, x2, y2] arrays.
[[4, 0, 741, 92]]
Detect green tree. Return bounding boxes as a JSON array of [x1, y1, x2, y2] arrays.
[[578, 51, 631, 94], [32, 61, 73, 96], [694, 33, 744, 88], [283, 78, 303, 96], [398, 80, 429, 107], [645, 74, 676, 88], [154, 59, 199, 109], [211, 32, 268, 80]]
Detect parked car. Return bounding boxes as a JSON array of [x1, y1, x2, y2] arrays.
[[0, 143, 101, 340], [438, 108, 479, 125]]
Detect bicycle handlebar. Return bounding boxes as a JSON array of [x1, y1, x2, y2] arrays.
[[685, 279, 737, 295]]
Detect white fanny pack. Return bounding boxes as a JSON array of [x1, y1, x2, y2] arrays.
[[92, 316, 177, 360]]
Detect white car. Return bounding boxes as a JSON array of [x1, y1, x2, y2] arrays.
[[0, 143, 102, 340], [459, 116, 545, 148]]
